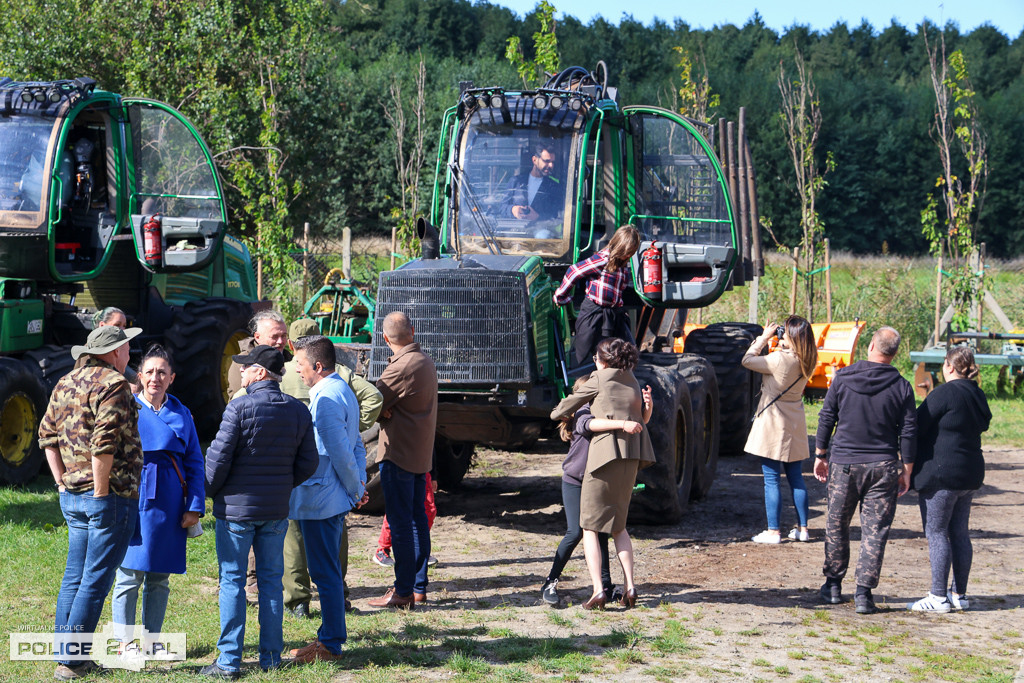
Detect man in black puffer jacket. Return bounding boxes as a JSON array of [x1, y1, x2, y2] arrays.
[[813, 326, 916, 616], [203, 345, 318, 679]]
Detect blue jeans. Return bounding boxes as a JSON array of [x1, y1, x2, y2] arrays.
[[299, 515, 347, 654], [214, 518, 288, 672], [760, 458, 809, 530], [111, 568, 171, 642], [379, 461, 430, 596], [55, 491, 138, 666]]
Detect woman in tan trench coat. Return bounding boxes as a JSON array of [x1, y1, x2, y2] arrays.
[[551, 338, 655, 609], [743, 316, 818, 544]]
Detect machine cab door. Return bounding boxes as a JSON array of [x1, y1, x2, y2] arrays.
[[124, 99, 226, 272], [623, 106, 736, 307]]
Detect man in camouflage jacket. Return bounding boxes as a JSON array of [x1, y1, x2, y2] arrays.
[[40, 325, 143, 680]]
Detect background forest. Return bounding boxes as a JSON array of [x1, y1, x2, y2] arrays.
[[1, 0, 1022, 268]]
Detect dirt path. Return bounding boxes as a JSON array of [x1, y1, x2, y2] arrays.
[[343, 444, 1024, 681]]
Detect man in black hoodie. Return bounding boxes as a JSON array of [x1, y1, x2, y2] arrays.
[[813, 326, 916, 615]]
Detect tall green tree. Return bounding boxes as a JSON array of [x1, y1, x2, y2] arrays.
[[775, 45, 835, 319], [921, 31, 988, 331], [505, 0, 559, 86]]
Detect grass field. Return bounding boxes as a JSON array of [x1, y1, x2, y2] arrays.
[[1, 255, 1021, 681]]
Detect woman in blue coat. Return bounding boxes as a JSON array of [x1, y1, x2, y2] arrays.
[[111, 344, 205, 658]]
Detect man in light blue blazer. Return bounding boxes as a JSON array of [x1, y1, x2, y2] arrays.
[[287, 335, 367, 664]]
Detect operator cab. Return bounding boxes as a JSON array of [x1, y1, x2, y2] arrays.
[[0, 79, 227, 284], [51, 104, 119, 275], [448, 93, 583, 261]]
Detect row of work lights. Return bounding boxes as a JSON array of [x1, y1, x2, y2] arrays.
[[464, 90, 588, 112], [20, 86, 63, 104], [1, 78, 96, 106]]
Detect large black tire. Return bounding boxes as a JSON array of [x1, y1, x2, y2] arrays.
[[22, 344, 76, 393], [0, 358, 48, 485], [685, 324, 762, 455], [708, 321, 764, 338], [357, 424, 386, 515], [434, 437, 475, 492], [164, 299, 253, 440], [677, 353, 720, 500], [631, 360, 694, 524]]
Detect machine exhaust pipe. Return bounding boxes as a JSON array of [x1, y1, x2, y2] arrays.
[[418, 217, 440, 260]]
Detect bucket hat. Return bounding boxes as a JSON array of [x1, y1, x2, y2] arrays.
[[71, 326, 142, 360]]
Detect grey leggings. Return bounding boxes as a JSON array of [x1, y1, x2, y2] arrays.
[[918, 489, 975, 596]]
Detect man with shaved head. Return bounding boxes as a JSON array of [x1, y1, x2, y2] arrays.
[[814, 326, 917, 615], [367, 312, 438, 609]]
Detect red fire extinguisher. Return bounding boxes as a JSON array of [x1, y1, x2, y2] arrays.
[[143, 214, 162, 267], [641, 242, 662, 297]]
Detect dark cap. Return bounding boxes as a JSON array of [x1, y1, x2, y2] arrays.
[[289, 318, 319, 340], [232, 344, 285, 375]]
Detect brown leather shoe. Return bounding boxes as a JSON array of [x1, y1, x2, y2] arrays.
[[582, 591, 607, 610], [619, 588, 638, 609], [367, 587, 415, 609], [291, 640, 341, 664], [413, 592, 427, 603]]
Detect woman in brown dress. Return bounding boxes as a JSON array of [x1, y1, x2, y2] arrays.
[[551, 338, 655, 609]]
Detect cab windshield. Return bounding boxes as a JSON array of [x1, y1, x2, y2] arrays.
[[0, 117, 56, 215], [450, 97, 583, 258]]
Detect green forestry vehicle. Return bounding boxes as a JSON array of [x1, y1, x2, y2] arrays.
[[356, 64, 763, 523], [0, 77, 259, 485]]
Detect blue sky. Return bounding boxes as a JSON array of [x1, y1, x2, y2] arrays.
[[492, 0, 1024, 36]]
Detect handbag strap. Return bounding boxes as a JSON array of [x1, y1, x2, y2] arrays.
[[165, 453, 188, 502], [753, 376, 803, 421]]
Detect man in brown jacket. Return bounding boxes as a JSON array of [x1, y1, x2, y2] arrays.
[[367, 311, 438, 609]]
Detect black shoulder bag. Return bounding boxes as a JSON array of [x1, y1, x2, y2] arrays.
[[750, 376, 802, 424]]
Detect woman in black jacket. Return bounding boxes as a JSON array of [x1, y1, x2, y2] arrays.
[[907, 346, 991, 613]]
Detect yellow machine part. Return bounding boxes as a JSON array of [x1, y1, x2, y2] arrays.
[[675, 320, 867, 392], [805, 321, 867, 390]]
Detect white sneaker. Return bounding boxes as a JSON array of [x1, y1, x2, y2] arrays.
[[947, 590, 969, 611], [787, 528, 810, 542], [751, 530, 781, 544], [116, 641, 146, 667], [908, 593, 952, 613]]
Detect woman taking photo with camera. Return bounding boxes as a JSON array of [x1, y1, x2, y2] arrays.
[[743, 316, 817, 544]]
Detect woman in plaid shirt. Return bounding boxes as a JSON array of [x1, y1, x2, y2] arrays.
[[553, 225, 641, 364]]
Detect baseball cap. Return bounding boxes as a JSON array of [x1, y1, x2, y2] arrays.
[[289, 318, 319, 340], [232, 344, 285, 375]]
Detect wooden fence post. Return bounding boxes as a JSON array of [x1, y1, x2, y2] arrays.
[[973, 243, 985, 331], [934, 250, 943, 343], [790, 247, 800, 315], [390, 226, 397, 271], [343, 227, 352, 280], [745, 139, 761, 324], [737, 109, 750, 280], [824, 238, 832, 323], [301, 222, 310, 306]]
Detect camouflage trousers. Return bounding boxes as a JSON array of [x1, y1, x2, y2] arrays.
[[823, 460, 901, 589]]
